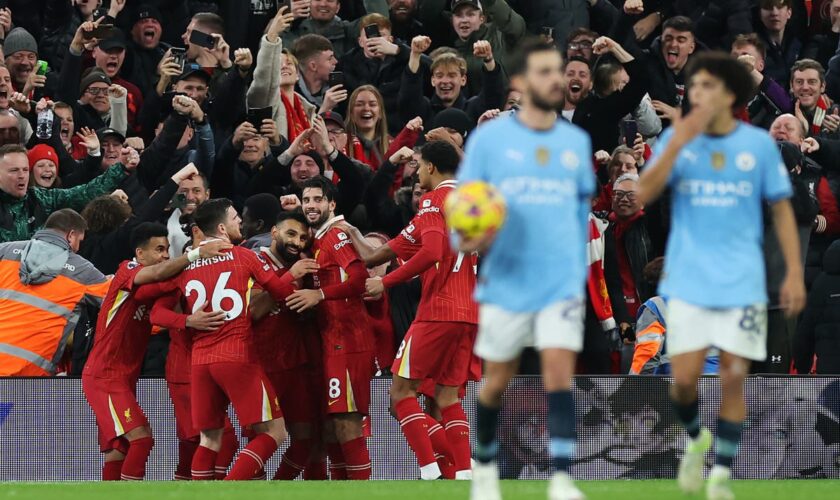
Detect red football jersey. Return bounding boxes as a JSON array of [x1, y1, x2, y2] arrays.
[[171, 243, 296, 365], [313, 216, 373, 354], [251, 247, 310, 371], [388, 180, 478, 324], [152, 292, 193, 384], [84, 260, 154, 380]]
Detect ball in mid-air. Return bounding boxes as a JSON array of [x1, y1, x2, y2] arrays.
[[444, 181, 507, 240]]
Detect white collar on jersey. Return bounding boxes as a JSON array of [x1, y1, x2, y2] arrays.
[[258, 246, 286, 269], [314, 214, 345, 240], [434, 180, 457, 190]]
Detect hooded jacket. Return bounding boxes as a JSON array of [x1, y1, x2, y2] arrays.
[[0, 164, 129, 243], [0, 229, 110, 376], [794, 240, 840, 374]]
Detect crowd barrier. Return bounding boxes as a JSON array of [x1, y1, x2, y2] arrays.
[[1, 376, 838, 480]]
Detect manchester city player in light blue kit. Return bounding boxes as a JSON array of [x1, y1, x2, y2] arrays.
[[639, 53, 806, 499], [455, 37, 631, 500]]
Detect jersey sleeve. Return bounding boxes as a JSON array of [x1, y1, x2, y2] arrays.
[[387, 232, 419, 261], [415, 196, 447, 237], [329, 230, 362, 269], [150, 292, 187, 330], [648, 127, 680, 187], [458, 127, 489, 184], [117, 261, 143, 292], [244, 249, 296, 301], [761, 135, 794, 203]]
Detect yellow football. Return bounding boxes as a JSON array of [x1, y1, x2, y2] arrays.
[[444, 181, 507, 240]]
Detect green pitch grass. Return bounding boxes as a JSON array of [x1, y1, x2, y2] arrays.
[[2, 480, 839, 500]]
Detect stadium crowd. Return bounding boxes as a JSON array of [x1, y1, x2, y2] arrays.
[[0, 0, 839, 482]]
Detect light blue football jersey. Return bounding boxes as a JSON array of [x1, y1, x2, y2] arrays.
[[652, 123, 793, 308], [457, 115, 595, 312]]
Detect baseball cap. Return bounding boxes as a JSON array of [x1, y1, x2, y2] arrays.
[[451, 0, 483, 11], [27, 144, 59, 169], [431, 108, 473, 140], [134, 5, 163, 26], [98, 29, 128, 52], [178, 62, 212, 83], [96, 127, 126, 144], [321, 111, 345, 130]]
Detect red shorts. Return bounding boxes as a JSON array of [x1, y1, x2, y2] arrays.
[[266, 366, 317, 424], [167, 380, 198, 441], [82, 374, 148, 453], [417, 351, 481, 399], [323, 351, 375, 415], [191, 362, 282, 430], [393, 321, 477, 386]]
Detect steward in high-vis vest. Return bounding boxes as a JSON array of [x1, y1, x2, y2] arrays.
[[0, 209, 110, 376]]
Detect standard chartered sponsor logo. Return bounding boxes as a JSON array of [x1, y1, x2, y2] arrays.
[[499, 177, 577, 205], [677, 179, 754, 207]]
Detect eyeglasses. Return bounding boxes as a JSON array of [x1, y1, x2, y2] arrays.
[[613, 190, 638, 201], [327, 128, 346, 135], [86, 87, 109, 96], [569, 41, 593, 50]]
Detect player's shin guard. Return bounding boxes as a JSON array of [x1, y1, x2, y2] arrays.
[[714, 419, 743, 468], [120, 437, 154, 481], [225, 433, 277, 480], [175, 439, 199, 480], [102, 460, 124, 481], [475, 400, 500, 464], [426, 415, 456, 479], [327, 442, 347, 480], [395, 397, 439, 478], [547, 391, 575, 473], [341, 437, 372, 480], [191, 446, 217, 480], [441, 402, 472, 475], [273, 439, 311, 480], [215, 427, 239, 479], [672, 397, 701, 439]]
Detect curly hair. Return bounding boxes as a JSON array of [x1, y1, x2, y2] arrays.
[[80, 195, 132, 234]]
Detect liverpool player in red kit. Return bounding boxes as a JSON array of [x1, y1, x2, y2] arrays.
[[249, 211, 322, 480], [286, 177, 376, 480], [346, 141, 479, 480], [82, 216, 231, 481], [155, 198, 311, 480]]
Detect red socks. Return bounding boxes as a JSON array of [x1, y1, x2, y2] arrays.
[[426, 415, 456, 479], [394, 397, 437, 468], [327, 442, 347, 480], [102, 460, 123, 481], [441, 403, 471, 473], [215, 428, 239, 479], [175, 439, 198, 480], [120, 437, 154, 481], [273, 439, 311, 480], [192, 445, 217, 480], [225, 433, 277, 480], [341, 437, 372, 480]]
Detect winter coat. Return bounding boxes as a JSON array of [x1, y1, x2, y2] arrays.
[[794, 240, 840, 374]]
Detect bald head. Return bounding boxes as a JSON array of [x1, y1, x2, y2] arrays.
[[769, 114, 806, 144]]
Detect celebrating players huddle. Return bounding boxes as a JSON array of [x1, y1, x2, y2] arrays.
[[81, 137, 478, 483]]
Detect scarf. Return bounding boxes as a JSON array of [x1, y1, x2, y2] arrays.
[[587, 215, 616, 332], [351, 135, 384, 170], [811, 95, 831, 136], [281, 92, 310, 143]]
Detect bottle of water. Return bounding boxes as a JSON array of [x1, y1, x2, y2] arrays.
[[36, 109, 54, 140]]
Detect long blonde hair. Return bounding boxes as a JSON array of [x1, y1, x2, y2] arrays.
[[345, 85, 389, 161]]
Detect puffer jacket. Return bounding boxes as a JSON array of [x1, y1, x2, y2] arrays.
[[794, 240, 840, 374], [0, 164, 129, 243]]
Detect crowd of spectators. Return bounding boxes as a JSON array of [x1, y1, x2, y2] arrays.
[[0, 0, 839, 377]]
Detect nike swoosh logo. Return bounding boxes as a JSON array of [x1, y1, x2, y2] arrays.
[[328, 400, 340, 406]]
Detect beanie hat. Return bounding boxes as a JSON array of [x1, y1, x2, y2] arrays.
[[431, 108, 474, 140], [297, 150, 325, 174], [243, 193, 283, 228], [27, 144, 58, 170], [4, 28, 38, 57], [79, 68, 112, 94]]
